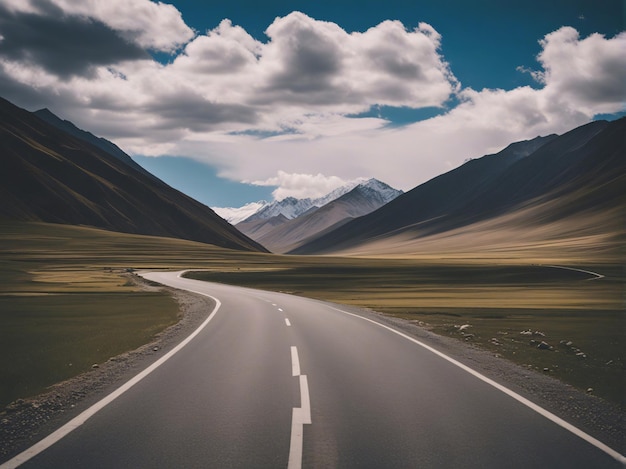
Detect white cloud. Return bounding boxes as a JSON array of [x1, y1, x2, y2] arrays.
[[174, 19, 262, 75], [250, 171, 352, 200], [188, 26, 626, 193], [0, 3, 624, 203], [0, 9, 456, 137], [537, 27, 626, 115], [253, 13, 456, 111], [5, 0, 194, 52]]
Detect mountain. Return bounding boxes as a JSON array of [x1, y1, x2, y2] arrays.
[[234, 214, 290, 240], [33, 108, 157, 181], [243, 196, 317, 222], [238, 179, 403, 253], [0, 96, 267, 252], [221, 179, 365, 225], [293, 119, 624, 256], [212, 201, 267, 225]]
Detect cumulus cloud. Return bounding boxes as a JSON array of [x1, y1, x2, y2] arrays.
[[0, 3, 624, 200], [173, 19, 261, 75], [2, 0, 194, 52], [0, 8, 457, 137], [254, 13, 456, 111], [192, 27, 626, 193], [250, 171, 353, 200], [536, 27, 626, 114], [0, 2, 149, 78]]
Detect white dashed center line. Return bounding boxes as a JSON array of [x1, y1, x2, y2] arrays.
[[288, 346, 311, 469], [290, 346, 301, 377], [285, 318, 291, 327]]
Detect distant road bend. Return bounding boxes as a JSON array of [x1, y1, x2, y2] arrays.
[[2, 271, 624, 468], [543, 264, 606, 280]]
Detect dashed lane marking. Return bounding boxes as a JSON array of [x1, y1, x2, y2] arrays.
[[288, 346, 311, 469]]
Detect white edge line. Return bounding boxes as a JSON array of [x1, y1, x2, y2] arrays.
[[1, 283, 221, 469], [544, 264, 605, 280], [291, 346, 300, 377], [285, 318, 291, 327], [326, 305, 626, 465]]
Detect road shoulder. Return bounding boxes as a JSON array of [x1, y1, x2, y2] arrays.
[[0, 275, 215, 463]]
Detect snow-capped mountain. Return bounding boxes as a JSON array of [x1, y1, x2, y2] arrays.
[[213, 178, 401, 227], [356, 178, 403, 205], [310, 179, 363, 207], [235, 178, 403, 253], [212, 201, 267, 225], [242, 196, 316, 222], [237, 179, 402, 253], [213, 179, 360, 224]]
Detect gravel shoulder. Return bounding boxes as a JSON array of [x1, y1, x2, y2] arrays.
[[1, 277, 623, 462], [338, 302, 625, 455]]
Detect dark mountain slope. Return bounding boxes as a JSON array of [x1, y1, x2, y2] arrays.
[[0, 97, 267, 252], [295, 119, 623, 255], [33, 108, 157, 182]]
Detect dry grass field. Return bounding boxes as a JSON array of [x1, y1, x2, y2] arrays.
[[1, 220, 623, 409], [0, 221, 270, 408]]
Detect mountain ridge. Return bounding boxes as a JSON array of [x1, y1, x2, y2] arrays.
[[0, 96, 267, 252], [293, 119, 624, 256], [33, 108, 158, 182], [214, 178, 381, 225]]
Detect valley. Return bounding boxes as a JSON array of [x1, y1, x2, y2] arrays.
[[1, 219, 623, 411], [1, 3, 625, 465], [0, 96, 623, 465]]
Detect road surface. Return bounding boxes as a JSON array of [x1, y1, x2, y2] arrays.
[[3, 271, 624, 468]]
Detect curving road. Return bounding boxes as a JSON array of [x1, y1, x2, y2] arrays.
[[3, 271, 624, 468]]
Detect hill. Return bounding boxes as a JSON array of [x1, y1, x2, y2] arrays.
[[294, 119, 625, 257], [0, 97, 267, 252]]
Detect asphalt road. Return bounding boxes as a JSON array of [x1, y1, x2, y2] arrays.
[[4, 271, 624, 468]]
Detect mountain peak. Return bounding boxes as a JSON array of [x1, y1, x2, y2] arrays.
[[353, 178, 403, 204], [236, 178, 402, 224]]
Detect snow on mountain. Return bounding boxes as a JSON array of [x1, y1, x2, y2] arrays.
[[356, 178, 403, 205], [242, 197, 315, 222], [212, 201, 267, 224], [310, 179, 364, 207], [236, 178, 403, 253], [225, 178, 400, 225]]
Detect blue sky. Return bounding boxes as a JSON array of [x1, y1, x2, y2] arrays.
[[1, 0, 624, 207]]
